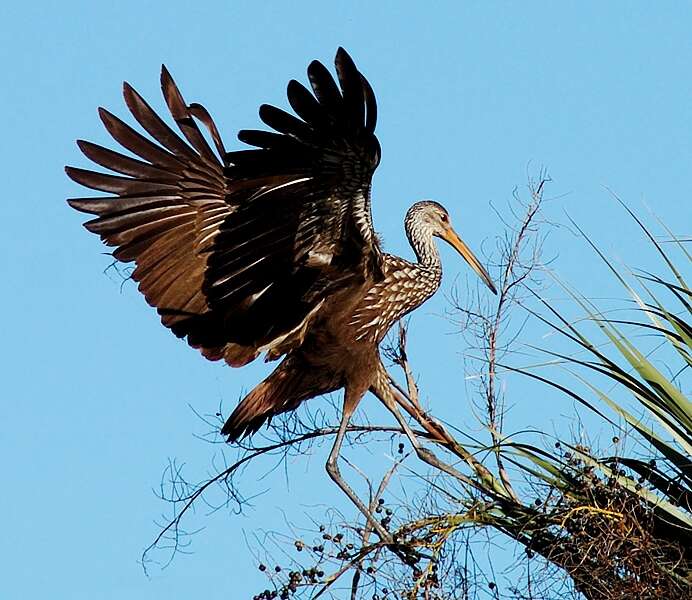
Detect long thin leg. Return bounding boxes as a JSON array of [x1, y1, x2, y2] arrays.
[[371, 372, 476, 488], [326, 394, 393, 543], [370, 383, 430, 456]]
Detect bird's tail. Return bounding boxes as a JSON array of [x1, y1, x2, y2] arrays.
[[221, 359, 336, 441]]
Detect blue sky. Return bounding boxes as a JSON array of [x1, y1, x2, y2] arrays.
[[2, 2, 690, 599]]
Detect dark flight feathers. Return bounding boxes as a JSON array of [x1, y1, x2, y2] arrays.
[[66, 48, 382, 367]]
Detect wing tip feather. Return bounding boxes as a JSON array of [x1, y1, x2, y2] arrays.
[[97, 106, 116, 127], [65, 165, 86, 185], [122, 80, 143, 114], [66, 196, 99, 215]]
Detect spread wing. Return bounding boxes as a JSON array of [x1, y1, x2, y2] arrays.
[[67, 48, 382, 366]]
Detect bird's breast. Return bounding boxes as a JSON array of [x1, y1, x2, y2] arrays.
[[294, 259, 440, 388], [344, 257, 441, 345]]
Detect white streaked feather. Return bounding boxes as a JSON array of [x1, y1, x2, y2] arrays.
[[246, 283, 273, 305], [210, 255, 268, 288], [249, 177, 312, 202]]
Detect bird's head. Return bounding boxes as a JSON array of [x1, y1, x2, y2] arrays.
[[406, 201, 497, 294]]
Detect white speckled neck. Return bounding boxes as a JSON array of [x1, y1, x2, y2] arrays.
[[404, 207, 442, 271]]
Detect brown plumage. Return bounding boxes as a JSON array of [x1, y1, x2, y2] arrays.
[[67, 48, 497, 538]]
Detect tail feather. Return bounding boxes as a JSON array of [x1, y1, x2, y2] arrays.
[[221, 360, 336, 441], [222, 380, 276, 441]]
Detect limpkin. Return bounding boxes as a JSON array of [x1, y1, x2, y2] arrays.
[[66, 48, 497, 539]]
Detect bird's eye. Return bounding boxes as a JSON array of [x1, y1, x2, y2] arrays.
[[440, 213, 449, 223]]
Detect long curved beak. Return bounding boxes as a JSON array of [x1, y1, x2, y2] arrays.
[[441, 227, 498, 295]]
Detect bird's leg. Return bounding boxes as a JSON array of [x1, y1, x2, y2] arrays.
[[325, 393, 394, 544], [371, 375, 478, 491], [371, 384, 429, 457], [385, 383, 500, 491]]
